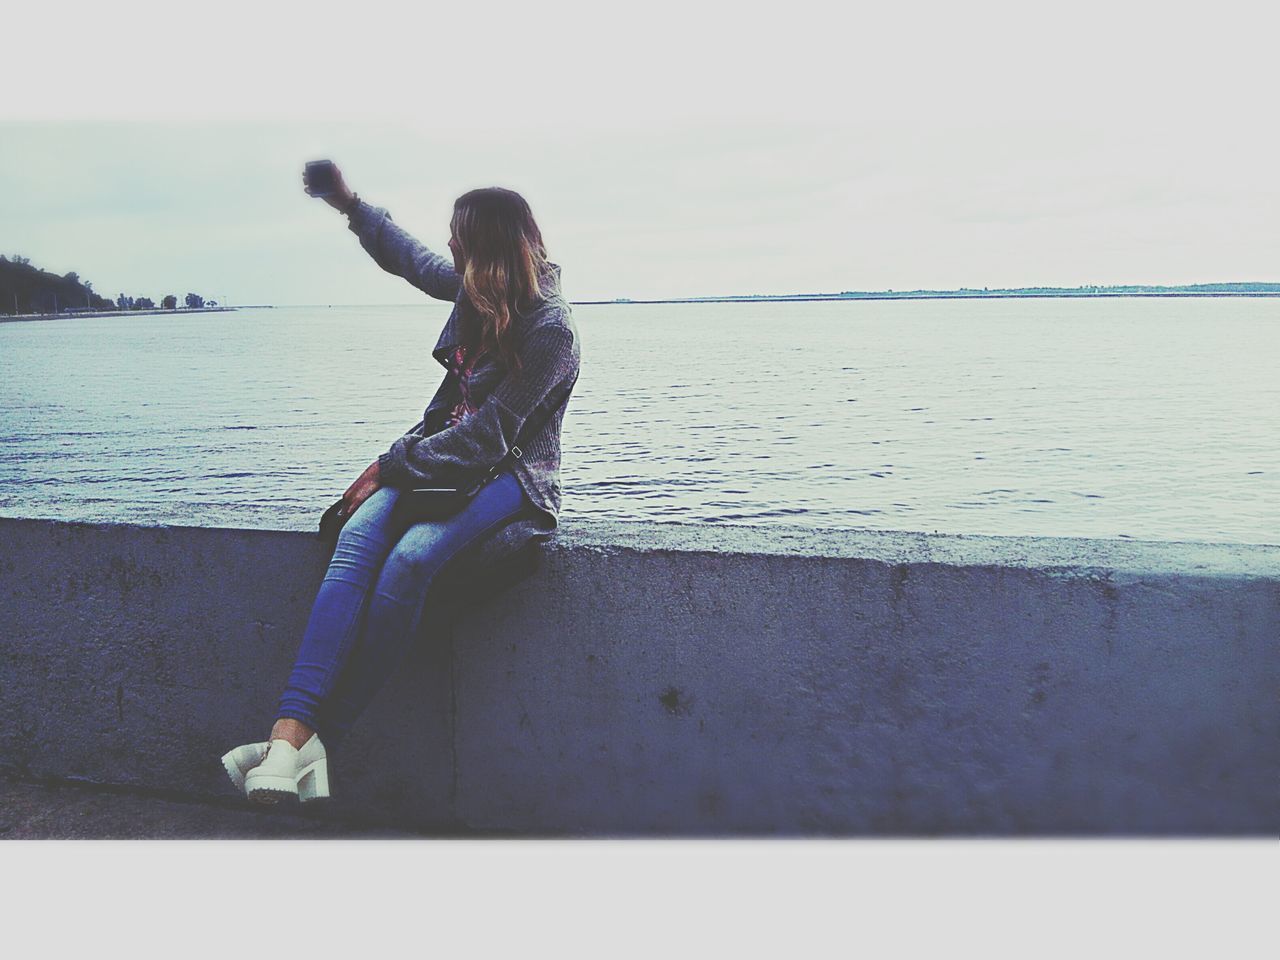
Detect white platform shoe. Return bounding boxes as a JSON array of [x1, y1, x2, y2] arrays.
[[221, 741, 270, 794], [239, 734, 330, 804]]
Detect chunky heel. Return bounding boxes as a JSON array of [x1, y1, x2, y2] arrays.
[[298, 759, 330, 802]]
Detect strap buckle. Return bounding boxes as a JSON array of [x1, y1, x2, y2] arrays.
[[511, 445, 523, 459]]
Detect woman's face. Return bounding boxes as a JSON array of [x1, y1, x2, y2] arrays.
[[448, 224, 465, 274]]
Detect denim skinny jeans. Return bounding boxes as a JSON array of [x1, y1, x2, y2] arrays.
[[275, 470, 531, 749]]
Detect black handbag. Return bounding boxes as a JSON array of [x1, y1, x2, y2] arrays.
[[319, 371, 577, 548]]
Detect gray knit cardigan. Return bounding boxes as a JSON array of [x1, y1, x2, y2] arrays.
[[346, 198, 581, 570]]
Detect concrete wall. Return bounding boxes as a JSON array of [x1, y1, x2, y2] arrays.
[[1, 515, 1276, 836]]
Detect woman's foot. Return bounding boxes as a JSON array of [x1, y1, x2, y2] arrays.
[[220, 741, 270, 793], [269, 717, 316, 750], [244, 733, 330, 805], [221, 719, 328, 802]]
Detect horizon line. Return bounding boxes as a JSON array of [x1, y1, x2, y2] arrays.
[[260, 280, 1280, 308]]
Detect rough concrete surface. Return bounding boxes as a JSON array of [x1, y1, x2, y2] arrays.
[[0, 776, 421, 839], [1, 515, 1276, 837]]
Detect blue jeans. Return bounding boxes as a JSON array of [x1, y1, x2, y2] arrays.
[[275, 470, 531, 749]]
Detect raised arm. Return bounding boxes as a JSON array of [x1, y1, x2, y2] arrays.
[[345, 199, 462, 303], [301, 161, 462, 302]]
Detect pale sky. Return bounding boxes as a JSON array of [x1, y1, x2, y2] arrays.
[[2, 0, 1276, 305]]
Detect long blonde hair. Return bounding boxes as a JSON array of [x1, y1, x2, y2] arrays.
[[451, 187, 551, 379]]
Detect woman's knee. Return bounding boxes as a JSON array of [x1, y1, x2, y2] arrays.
[[337, 486, 397, 540], [331, 487, 401, 562], [373, 526, 451, 600]]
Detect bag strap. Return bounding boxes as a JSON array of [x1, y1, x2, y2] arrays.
[[467, 369, 580, 492]]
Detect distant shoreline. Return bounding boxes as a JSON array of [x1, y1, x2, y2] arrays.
[[0, 306, 238, 325], [5, 293, 1276, 319], [574, 290, 1280, 306]]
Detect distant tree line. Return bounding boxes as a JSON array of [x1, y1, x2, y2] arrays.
[[0, 254, 218, 316]]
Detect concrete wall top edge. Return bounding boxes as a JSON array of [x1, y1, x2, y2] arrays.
[[560, 519, 1280, 578], [2, 514, 1278, 579]]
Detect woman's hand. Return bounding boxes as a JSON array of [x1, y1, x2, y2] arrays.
[[302, 161, 356, 212], [339, 460, 383, 518]]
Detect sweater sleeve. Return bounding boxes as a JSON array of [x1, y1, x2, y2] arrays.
[[385, 369, 451, 451], [416, 371, 456, 438], [376, 322, 578, 489], [346, 199, 462, 303]]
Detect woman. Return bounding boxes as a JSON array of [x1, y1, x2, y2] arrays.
[[220, 162, 581, 804]]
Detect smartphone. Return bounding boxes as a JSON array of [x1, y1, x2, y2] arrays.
[[305, 159, 337, 198]]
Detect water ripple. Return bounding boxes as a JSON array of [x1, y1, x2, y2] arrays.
[[2, 299, 1278, 544]]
